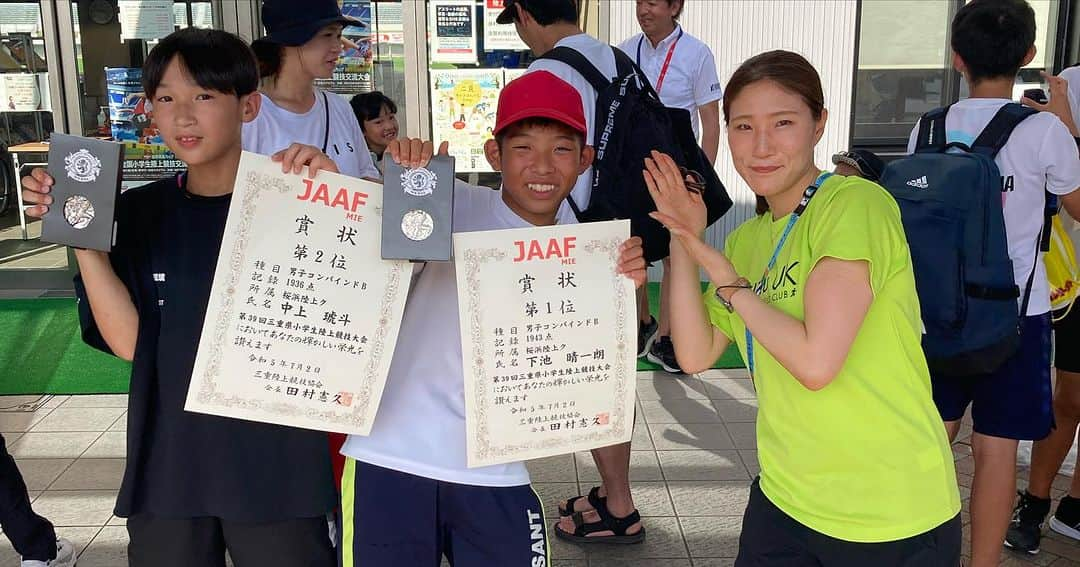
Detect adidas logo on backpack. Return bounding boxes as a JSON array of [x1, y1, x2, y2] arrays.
[[906, 176, 929, 189], [880, 103, 1041, 376]]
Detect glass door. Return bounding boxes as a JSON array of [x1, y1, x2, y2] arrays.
[[0, 0, 69, 294], [0, 0, 215, 295]]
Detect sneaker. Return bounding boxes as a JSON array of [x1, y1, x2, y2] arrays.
[[638, 317, 659, 358], [21, 537, 76, 567], [1050, 495, 1080, 542], [1005, 491, 1052, 554], [647, 336, 684, 374]]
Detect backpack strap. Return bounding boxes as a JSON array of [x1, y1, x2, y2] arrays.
[[537, 46, 612, 92], [915, 106, 949, 152], [972, 103, 1038, 158]]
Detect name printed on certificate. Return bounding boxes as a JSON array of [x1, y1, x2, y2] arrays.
[[185, 151, 410, 435], [456, 219, 637, 467]]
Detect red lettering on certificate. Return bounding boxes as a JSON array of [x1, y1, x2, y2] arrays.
[[297, 179, 369, 212], [513, 236, 577, 262]]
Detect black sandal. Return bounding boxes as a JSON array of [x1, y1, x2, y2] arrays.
[[553, 496, 645, 545], [558, 486, 604, 517]]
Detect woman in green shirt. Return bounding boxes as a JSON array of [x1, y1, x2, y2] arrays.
[[649, 50, 962, 565]]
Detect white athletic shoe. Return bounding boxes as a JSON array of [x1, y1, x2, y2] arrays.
[[21, 537, 76, 567]]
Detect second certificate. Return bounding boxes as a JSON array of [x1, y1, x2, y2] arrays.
[[456, 220, 637, 467]]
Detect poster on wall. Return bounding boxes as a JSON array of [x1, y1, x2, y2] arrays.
[[483, 0, 528, 51], [106, 67, 185, 189], [430, 69, 501, 172], [431, 0, 478, 64], [315, 0, 373, 95], [118, 0, 176, 41], [0, 73, 50, 112], [503, 68, 527, 85]]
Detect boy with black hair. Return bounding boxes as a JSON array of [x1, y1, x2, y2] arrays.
[[905, 1, 1080, 565], [337, 70, 648, 566], [1008, 66, 1080, 553], [499, 0, 646, 544], [21, 27, 340, 567]]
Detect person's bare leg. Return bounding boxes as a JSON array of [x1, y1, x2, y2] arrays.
[[557, 442, 641, 536], [969, 432, 1019, 567], [1027, 370, 1080, 498], [658, 258, 673, 337], [637, 285, 652, 325]]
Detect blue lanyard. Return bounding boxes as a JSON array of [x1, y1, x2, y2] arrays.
[[745, 172, 832, 376]]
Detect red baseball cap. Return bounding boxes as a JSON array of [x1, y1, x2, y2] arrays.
[[493, 71, 587, 137]]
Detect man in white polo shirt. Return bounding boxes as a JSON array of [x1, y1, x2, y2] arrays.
[[619, 0, 723, 375]]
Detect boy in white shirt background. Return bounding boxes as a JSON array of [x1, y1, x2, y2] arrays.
[[904, 1, 1080, 565], [617, 0, 723, 375], [1007, 65, 1080, 553]]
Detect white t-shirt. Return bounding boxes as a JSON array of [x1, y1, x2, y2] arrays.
[[242, 89, 380, 180], [527, 33, 618, 216], [1057, 66, 1080, 247], [1062, 66, 1080, 125], [906, 98, 1080, 316], [617, 25, 723, 137], [340, 182, 574, 486]]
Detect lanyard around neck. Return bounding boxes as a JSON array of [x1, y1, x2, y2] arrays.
[[745, 171, 833, 377], [636, 27, 683, 94]]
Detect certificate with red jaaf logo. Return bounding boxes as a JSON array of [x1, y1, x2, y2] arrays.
[[455, 220, 637, 466], [186, 152, 410, 435]]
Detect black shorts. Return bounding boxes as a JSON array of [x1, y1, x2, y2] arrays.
[[735, 478, 961, 567], [1055, 306, 1080, 373]]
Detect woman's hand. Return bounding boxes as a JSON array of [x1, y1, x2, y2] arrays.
[[644, 151, 737, 284], [1022, 71, 1078, 136], [616, 236, 647, 288], [20, 167, 53, 218], [643, 150, 707, 236], [272, 143, 339, 177], [387, 139, 450, 169]]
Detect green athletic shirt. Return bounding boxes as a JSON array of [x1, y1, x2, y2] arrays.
[[704, 174, 961, 542]]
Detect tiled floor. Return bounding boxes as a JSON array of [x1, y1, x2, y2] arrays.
[[0, 370, 1078, 566]]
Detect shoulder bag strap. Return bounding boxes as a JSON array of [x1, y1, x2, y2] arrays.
[[915, 106, 949, 153], [536, 46, 612, 92], [320, 91, 330, 153], [972, 102, 1038, 158]]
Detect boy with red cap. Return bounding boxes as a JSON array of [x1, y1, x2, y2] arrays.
[[337, 71, 648, 566]]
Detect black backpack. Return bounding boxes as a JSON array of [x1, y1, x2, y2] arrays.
[[538, 46, 732, 262]]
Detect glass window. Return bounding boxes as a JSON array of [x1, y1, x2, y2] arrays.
[[425, 0, 532, 187], [1, 1, 65, 278], [853, 0, 1065, 148], [852, 0, 959, 146]]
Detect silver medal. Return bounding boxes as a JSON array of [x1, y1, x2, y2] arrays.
[[63, 195, 95, 230], [400, 209, 434, 241]]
